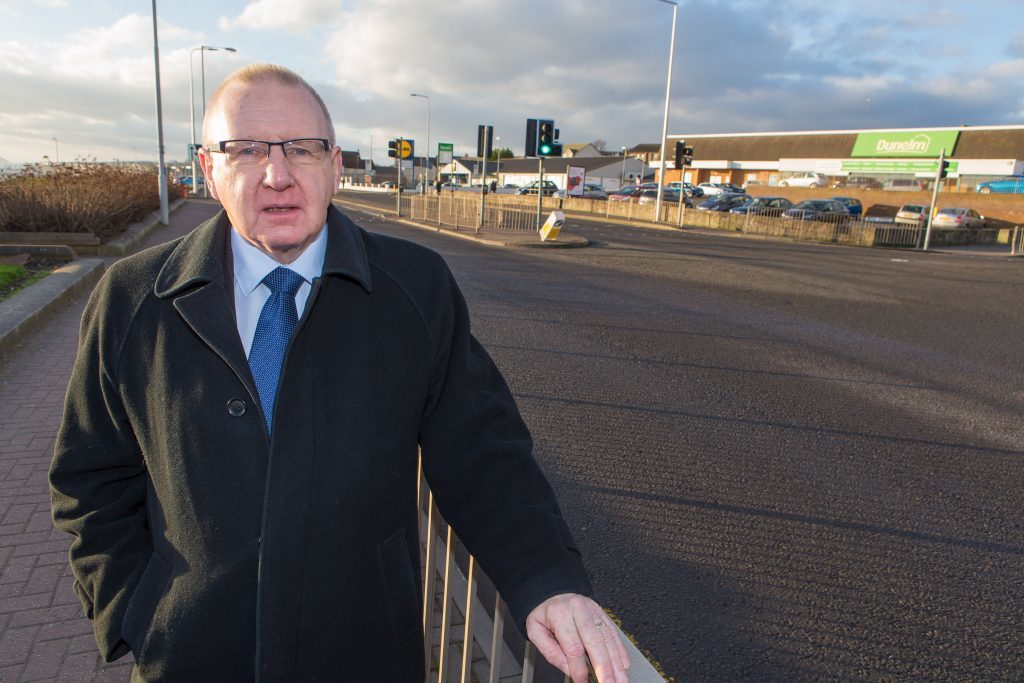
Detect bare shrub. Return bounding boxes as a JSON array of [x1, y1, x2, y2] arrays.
[[0, 163, 179, 240]]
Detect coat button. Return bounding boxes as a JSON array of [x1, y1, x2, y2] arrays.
[[227, 399, 247, 417]]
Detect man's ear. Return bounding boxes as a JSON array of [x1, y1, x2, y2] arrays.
[[198, 147, 219, 200]]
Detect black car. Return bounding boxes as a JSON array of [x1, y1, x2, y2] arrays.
[[729, 196, 793, 216], [836, 176, 883, 190], [782, 199, 851, 222], [696, 193, 750, 212]]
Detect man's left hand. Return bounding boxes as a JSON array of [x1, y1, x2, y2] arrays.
[[525, 593, 630, 683]]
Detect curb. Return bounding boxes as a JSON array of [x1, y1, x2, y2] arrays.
[[99, 198, 186, 256], [0, 257, 105, 353]]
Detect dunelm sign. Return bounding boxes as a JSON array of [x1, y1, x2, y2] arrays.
[[850, 130, 959, 158]]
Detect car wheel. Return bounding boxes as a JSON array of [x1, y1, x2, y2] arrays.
[[779, 181, 788, 187], [979, 187, 991, 194], [808, 183, 819, 188]]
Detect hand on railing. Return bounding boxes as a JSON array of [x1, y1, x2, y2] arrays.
[[526, 593, 630, 682]]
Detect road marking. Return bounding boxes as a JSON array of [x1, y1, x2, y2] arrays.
[[890, 258, 909, 263]]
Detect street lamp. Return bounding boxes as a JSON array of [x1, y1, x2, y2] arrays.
[[150, 0, 168, 224], [51, 137, 59, 163], [190, 45, 236, 197], [495, 135, 501, 186], [410, 93, 430, 193], [620, 146, 627, 188], [654, 0, 678, 221]]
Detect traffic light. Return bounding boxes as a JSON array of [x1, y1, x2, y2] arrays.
[[477, 125, 494, 159], [537, 119, 554, 156], [388, 139, 399, 159], [674, 140, 694, 167], [939, 159, 950, 179], [525, 119, 538, 158]]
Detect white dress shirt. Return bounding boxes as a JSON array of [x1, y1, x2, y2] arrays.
[[231, 227, 328, 357]]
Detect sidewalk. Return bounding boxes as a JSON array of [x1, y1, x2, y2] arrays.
[[0, 200, 220, 682]]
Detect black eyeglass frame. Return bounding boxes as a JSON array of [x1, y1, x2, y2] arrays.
[[211, 138, 332, 158]]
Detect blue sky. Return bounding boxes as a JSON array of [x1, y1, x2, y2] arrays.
[[0, 0, 1022, 165]]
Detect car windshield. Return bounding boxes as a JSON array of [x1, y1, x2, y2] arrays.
[[938, 208, 964, 215], [795, 201, 828, 210], [901, 205, 926, 212]]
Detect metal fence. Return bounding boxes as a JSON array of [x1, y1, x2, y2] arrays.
[[407, 194, 540, 233], [417, 457, 666, 683]]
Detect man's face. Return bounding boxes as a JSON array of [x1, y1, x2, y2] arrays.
[[199, 80, 341, 264]]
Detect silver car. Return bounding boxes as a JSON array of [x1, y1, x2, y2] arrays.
[[932, 207, 985, 230]]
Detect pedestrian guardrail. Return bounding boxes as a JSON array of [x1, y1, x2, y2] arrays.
[[417, 457, 667, 683], [407, 195, 538, 233]]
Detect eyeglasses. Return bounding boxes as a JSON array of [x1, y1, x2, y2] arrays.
[[211, 139, 331, 166]]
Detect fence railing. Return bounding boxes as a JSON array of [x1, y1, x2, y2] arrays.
[[407, 194, 540, 233], [417, 456, 666, 683]]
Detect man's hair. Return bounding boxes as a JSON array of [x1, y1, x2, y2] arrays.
[[201, 63, 336, 146]]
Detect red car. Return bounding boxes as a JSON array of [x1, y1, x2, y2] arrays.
[[608, 187, 643, 202]]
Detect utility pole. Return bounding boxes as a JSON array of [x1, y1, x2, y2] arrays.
[[536, 158, 544, 230]]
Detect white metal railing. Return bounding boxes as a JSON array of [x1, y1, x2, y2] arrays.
[[407, 194, 538, 233], [417, 456, 667, 683]]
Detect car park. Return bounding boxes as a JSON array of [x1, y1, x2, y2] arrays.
[[516, 180, 558, 196], [932, 207, 986, 230], [779, 172, 828, 188], [830, 196, 863, 217], [697, 182, 743, 196], [667, 181, 704, 197], [637, 188, 689, 207], [696, 193, 750, 212], [729, 196, 793, 216], [894, 204, 928, 226], [782, 199, 850, 222], [976, 175, 1024, 194]]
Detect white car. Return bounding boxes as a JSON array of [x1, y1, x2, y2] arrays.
[[932, 207, 985, 230], [779, 172, 828, 188]]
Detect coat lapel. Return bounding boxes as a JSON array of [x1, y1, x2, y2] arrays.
[[154, 211, 258, 401]]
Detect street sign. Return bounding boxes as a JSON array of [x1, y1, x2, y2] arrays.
[[540, 211, 564, 241], [187, 143, 200, 162], [438, 142, 454, 166], [399, 139, 413, 159]]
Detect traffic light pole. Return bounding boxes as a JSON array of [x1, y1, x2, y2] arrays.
[[396, 138, 403, 218], [921, 147, 945, 251], [536, 158, 544, 230]]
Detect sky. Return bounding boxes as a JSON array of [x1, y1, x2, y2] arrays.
[[0, 0, 1022, 166]]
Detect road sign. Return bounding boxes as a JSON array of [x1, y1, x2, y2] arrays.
[[398, 139, 413, 159], [438, 142, 454, 166], [540, 210, 564, 241]]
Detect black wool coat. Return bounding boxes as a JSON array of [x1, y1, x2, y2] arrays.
[[50, 207, 592, 681]]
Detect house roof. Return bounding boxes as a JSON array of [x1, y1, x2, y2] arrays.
[[496, 156, 633, 174]]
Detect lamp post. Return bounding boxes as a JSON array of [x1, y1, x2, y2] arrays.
[[51, 137, 59, 163], [410, 93, 430, 193], [620, 146, 628, 189], [653, 0, 678, 221], [150, 0, 168, 225], [495, 135, 501, 186], [190, 45, 236, 197]]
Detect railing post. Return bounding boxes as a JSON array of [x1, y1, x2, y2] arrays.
[[521, 642, 535, 683], [437, 525, 456, 683], [459, 556, 477, 683], [423, 495, 438, 675], [488, 596, 505, 683]]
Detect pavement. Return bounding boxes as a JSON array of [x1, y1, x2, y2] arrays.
[[0, 199, 589, 682]]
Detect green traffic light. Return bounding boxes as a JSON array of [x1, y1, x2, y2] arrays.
[[539, 144, 552, 154]]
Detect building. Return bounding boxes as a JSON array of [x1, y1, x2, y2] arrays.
[[657, 125, 1024, 191], [491, 155, 648, 190]]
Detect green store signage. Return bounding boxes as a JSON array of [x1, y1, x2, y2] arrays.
[[841, 159, 959, 173], [851, 130, 960, 158]]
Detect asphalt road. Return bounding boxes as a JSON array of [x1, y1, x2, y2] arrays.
[[339, 197, 1024, 681]]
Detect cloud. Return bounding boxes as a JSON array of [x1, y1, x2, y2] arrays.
[[218, 0, 341, 34]]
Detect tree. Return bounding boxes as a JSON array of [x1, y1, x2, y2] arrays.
[[591, 139, 607, 152], [488, 147, 514, 161]]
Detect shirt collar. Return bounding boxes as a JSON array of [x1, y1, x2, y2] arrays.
[[231, 225, 328, 296]]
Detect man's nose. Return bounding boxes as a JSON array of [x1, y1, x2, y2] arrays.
[[262, 146, 295, 189]]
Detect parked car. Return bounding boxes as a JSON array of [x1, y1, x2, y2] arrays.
[[830, 196, 863, 217], [175, 174, 205, 189], [779, 172, 828, 188], [555, 183, 608, 200], [380, 180, 397, 189], [894, 204, 929, 226], [976, 175, 1024, 194], [884, 178, 924, 192], [608, 187, 643, 202], [697, 182, 743, 196], [782, 199, 851, 222], [835, 176, 883, 190], [516, 180, 558, 196], [932, 207, 986, 230], [729, 196, 793, 216], [696, 193, 750, 212], [637, 188, 689, 207], [742, 179, 766, 190]]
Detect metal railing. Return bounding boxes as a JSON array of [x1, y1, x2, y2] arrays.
[[407, 194, 540, 233], [417, 456, 666, 683]]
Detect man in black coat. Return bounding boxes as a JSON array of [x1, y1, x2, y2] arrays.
[[49, 63, 628, 682]]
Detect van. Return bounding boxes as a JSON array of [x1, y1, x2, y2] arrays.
[[884, 178, 924, 192]]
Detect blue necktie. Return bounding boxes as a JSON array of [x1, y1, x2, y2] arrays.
[[248, 267, 305, 432]]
